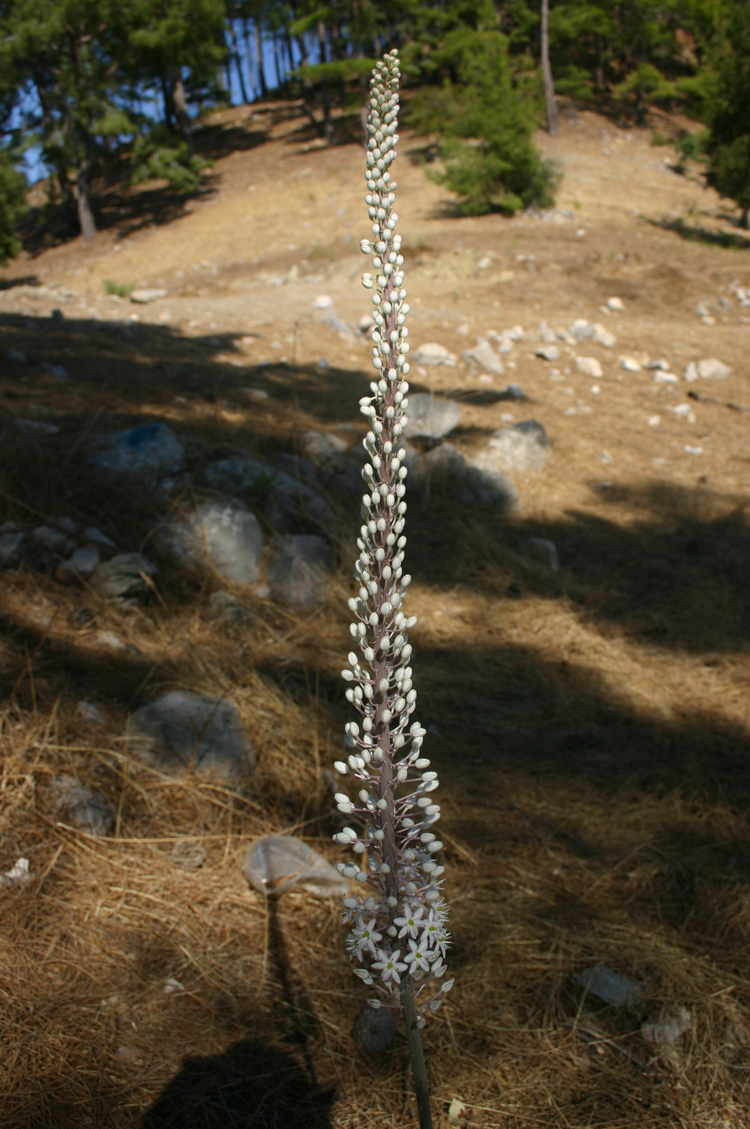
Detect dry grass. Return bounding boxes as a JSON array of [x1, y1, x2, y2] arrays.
[[1, 100, 750, 1129]]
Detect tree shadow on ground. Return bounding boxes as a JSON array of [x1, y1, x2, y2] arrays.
[[647, 215, 750, 250]]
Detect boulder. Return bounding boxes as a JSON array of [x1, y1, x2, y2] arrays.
[[411, 343, 456, 367], [155, 498, 263, 586], [88, 424, 186, 488], [268, 535, 333, 609], [51, 774, 114, 837], [697, 358, 731, 380], [301, 430, 349, 464], [524, 538, 560, 571], [90, 552, 158, 604], [462, 460, 520, 514], [127, 691, 255, 776], [404, 393, 462, 441], [535, 345, 560, 362], [0, 530, 25, 570], [204, 455, 334, 533], [57, 544, 101, 581], [209, 590, 254, 624], [462, 339, 504, 375], [485, 419, 551, 473]]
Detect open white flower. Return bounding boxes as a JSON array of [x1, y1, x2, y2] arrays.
[[372, 947, 408, 985]]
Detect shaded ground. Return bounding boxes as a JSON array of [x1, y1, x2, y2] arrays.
[[0, 99, 748, 1129]]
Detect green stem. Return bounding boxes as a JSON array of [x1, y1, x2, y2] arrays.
[[401, 978, 433, 1129]]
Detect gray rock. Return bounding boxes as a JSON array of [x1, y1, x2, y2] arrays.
[[0, 531, 25, 569], [130, 288, 167, 304], [127, 691, 255, 776], [268, 535, 333, 608], [486, 419, 551, 473], [535, 345, 560, 362], [276, 454, 320, 489], [51, 774, 114, 837], [683, 362, 699, 383], [90, 552, 158, 604], [15, 419, 60, 436], [156, 498, 263, 586], [645, 359, 669, 371], [577, 965, 645, 1009], [77, 701, 107, 725], [209, 590, 254, 624], [82, 526, 117, 550], [302, 430, 349, 464], [404, 393, 462, 440], [576, 356, 603, 378], [31, 526, 77, 556], [7, 347, 27, 364], [697, 357, 731, 380], [537, 320, 557, 344], [525, 538, 560, 571], [619, 356, 641, 372], [424, 442, 467, 480], [204, 455, 334, 534], [717, 296, 733, 312], [570, 319, 594, 342], [641, 1007, 691, 1045], [555, 328, 577, 345], [695, 301, 710, 317], [463, 339, 504, 375], [411, 342, 455, 367], [57, 544, 101, 581], [321, 311, 357, 341], [89, 424, 186, 486], [352, 1005, 398, 1052], [462, 460, 520, 514], [502, 383, 528, 401], [591, 323, 616, 347], [44, 363, 68, 380]]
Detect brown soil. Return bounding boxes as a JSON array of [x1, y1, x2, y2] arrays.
[[0, 102, 749, 1129]]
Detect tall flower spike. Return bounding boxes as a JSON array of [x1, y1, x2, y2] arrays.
[[333, 50, 449, 1129]]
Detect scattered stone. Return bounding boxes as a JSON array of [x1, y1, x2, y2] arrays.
[[486, 419, 551, 473], [645, 359, 669, 370], [570, 319, 594, 341], [77, 701, 107, 725], [353, 1006, 398, 1053], [243, 835, 347, 897], [576, 356, 603, 378], [641, 1007, 692, 1045], [671, 404, 694, 419], [0, 530, 25, 569], [302, 430, 349, 463], [31, 526, 77, 557], [54, 517, 79, 536], [695, 302, 710, 317], [44, 363, 68, 380], [537, 321, 557, 344], [591, 384, 601, 395], [268, 535, 333, 608], [648, 415, 661, 427], [1, 857, 30, 887], [128, 691, 255, 776], [525, 538, 560, 571], [463, 339, 504, 375], [555, 328, 576, 345], [322, 311, 357, 341], [82, 527, 117, 550], [577, 965, 645, 1009], [209, 590, 254, 624], [683, 362, 698, 382], [90, 552, 158, 604], [6, 347, 27, 364], [56, 544, 101, 581], [501, 383, 528, 401], [317, 357, 330, 370], [130, 288, 168, 304], [619, 356, 641, 372], [411, 343, 456, 367], [155, 498, 263, 586], [696, 358, 731, 380], [242, 387, 269, 402], [404, 393, 462, 440], [204, 456, 334, 533], [535, 345, 560, 362], [684, 444, 703, 455], [717, 296, 732, 312], [462, 460, 521, 514], [88, 424, 186, 486], [96, 630, 129, 651], [601, 450, 613, 464], [311, 295, 333, 309], [506, 325, 524, 341], [654, 371, 678, 384], [15, 418, 60, 436], [607, 297, 625, 311], [172, 840, 207, 869], [591, 323, 616, 347], [51, 774, 114, 837], [455, 322, 470, 335], [701, 314, 716, 325]]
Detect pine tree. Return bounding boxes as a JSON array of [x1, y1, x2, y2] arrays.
[[0, 147, 27, 265], [705, 1, 750, 227]]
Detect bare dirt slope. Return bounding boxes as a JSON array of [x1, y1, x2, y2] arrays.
[[0, 103, 749, 1129]]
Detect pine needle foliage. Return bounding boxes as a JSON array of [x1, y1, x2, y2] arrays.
[[409, 28, 559, 216]]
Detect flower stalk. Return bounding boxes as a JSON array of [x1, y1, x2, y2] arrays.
[[332, 50, 452, 1129]]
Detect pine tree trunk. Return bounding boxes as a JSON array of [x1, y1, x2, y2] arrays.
[[741, 207, 749, 230], [76, 154, 97, 243], [231, 23, 250, 103], [541, 0, 559, 136], [171, 72, 194, 152], [161, 76, 175, 130], [242, 21, 257, 100], [317, 20, 334, 144], [254, 20, 268, 98]]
